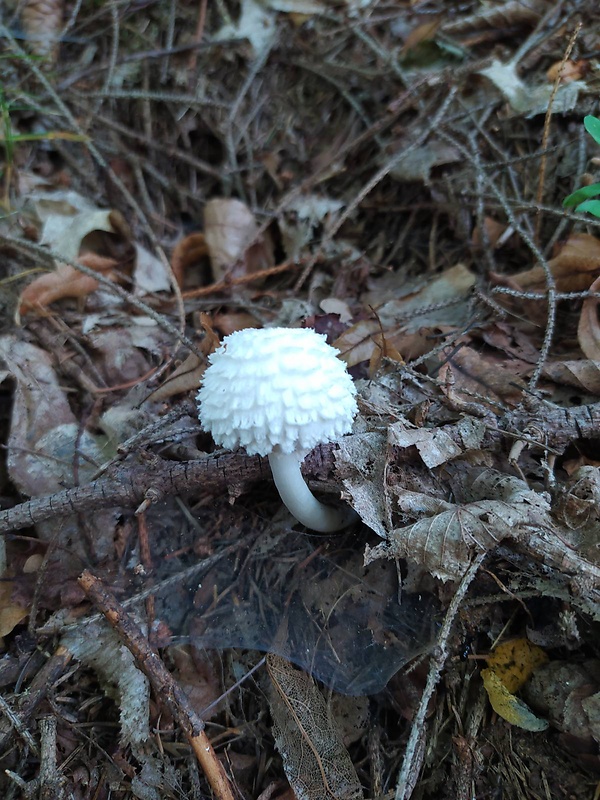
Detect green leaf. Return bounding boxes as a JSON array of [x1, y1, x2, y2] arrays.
[[584, 115, 600, 146], [563, 182, 600, 208], [575, 199, 600, 218]]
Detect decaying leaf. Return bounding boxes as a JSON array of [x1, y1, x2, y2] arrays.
[[333, 263, 476, 368], [204, 198, 274, 282], [213, 0, 277, 56], [278, 194, 345, 260], [523, 660, 600, 743], [0, 579, 29, 639], [366, 468, 553, 581], [542, 360, 600, 395], [266, 654, 363, 800], [0, 337, 117, 565], [546, 59, 588, 84], [388, 420, 464, 468], [481, 668, 549, 732], [578, 273, 600, 361], [335, 431, 390, 538], [485, 638, 548, 694], [18, 253, 118, 317], [171, 233, 208, 287], [481, 636, 549, 732], [148, 313, 219, 402], [503, 233, 600, 294]]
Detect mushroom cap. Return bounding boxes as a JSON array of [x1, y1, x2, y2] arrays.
[[197, 326, 358, 457]]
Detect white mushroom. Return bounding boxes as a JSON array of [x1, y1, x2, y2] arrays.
[[197, 326, 359, 532]]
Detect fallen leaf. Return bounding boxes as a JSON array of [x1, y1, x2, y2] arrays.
[[481, 668, 549, 731], [18, 253, 118, 317], [204, 198, 274, 282], [578, 274, 600, 360], [278, 194, 344, 260], [213, 0, 276, 55], [523, 660, 600, 742], [505, 233, 600, 294], [479, 58, 584, 117], [171, 233, 208, 287], [546, 59, 588, 84], [542, 360, 600, 395], [485, 638, 548, 694], [267, 654, 363, 800], [0, 580, 28, 638]]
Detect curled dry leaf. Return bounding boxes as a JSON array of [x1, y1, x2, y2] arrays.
[[578, 273, 600, 360], [481, 668, 548, 732], [170, 233, 208, 287], [542, 360, 600, 395], [546, 59, 588, 84], [204, 198, 274, 282], [366, 469, 553, 582], [18, 253, 118, 317], [21, 0, 63, 62]]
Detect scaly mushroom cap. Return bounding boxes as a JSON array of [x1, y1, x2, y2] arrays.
[[197, 327, 358, 457]]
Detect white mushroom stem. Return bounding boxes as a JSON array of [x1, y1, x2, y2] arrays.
[[268, 451, 358, 533]]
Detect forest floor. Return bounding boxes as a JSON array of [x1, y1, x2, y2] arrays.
[[0, 1, 600, 798]]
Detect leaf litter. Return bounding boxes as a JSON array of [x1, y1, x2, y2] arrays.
[[0, 1, 600, 798]]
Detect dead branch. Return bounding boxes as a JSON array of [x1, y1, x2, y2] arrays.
[[1, 398, 599, 537], [0, 447, 335, 534], [78, 570, 235, 800]]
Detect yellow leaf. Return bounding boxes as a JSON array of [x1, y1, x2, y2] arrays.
[[481, 668, 548, 732], [485, 637, 548, 693]]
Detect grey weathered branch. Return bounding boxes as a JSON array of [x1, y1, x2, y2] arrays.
[[1, 396, 598, 540], [0, 447, 337, 535]]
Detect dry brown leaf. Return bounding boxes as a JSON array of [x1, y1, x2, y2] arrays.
[[0, 580, 28, 638], [578, 274, 600, 360], [148, 313, 219, 402], [266, 654, 363, 800], [546, 59, 588, 84], [170, 645, 222, 720], [542, 360, 600, 395], [472, 217, 509, 250], [204, 198, 274, 282], [18, 253, 118, 317], [438, 345, 527, 407], [400, 18, 441, 55], [507, 233, 600, 294], [0, 336, 117, 566], [21, 0, 63, 62], [170, 233, 208, 287], [523, 660, 600, 743]]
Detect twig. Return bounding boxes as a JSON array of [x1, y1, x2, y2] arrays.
[[535, 22, 581, 243], [0, 645, 73, 753], [78, 570, 235, 800], [395, 553, 487, 800]]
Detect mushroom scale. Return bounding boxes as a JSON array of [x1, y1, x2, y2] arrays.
[[197, 326, 358, 531]]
